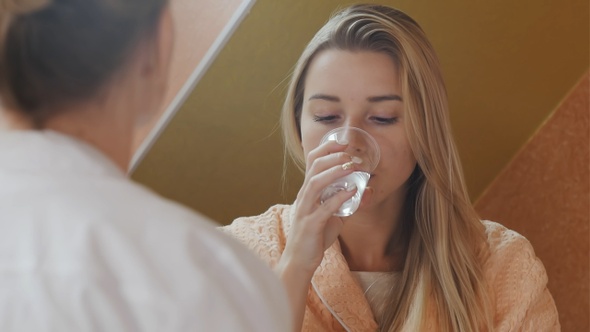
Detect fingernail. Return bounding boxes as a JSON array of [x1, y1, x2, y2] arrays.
[[351, 156, 363, 164], [336, 138, 349, 145], [346, 184, 357, 192], [341, 161, 354, 170]]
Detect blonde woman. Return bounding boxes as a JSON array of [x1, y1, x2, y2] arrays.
[[222, 4, 559, 331], [0, 0, 291, 330]]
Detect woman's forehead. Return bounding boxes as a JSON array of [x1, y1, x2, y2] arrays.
[[303, 50, 401, 99]]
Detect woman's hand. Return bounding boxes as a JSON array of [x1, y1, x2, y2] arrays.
[[284, 140, 359, 274], [276, 140, 359, 331]]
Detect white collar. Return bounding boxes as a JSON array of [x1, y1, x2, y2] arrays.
[[0, 129, 125, 178]]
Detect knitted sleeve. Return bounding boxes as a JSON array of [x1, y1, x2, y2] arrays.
[[219, 205, 289, 269], [483, 221, 560, 331]]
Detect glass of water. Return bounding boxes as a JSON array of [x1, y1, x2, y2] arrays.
[[319, 127, 380, 217]]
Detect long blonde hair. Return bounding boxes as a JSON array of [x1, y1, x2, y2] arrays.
[[281, 5, 492, 331]]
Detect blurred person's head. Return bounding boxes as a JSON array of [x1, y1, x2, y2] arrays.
[[0, 0, 172, 168]]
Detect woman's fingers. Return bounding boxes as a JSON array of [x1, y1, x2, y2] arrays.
[[305, 140, 348, 170], [309, 185, 356, 223], [296, 163, 355, 214], [296, 140, 362, 213], [304, 140, 361, 178], [289, 187, 355, 259], [308, 187, 356, 249]]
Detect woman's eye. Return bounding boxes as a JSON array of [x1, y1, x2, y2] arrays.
[[313, 115, 338, 123], [371, 116, 398, 124]]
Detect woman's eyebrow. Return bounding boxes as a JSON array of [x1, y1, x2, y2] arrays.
[[308, 94, 402, 102], [367, 94, 403, 102], [308, 94, 340, 102]]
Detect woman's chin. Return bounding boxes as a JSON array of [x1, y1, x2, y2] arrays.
[[359, 187, 374, 209]]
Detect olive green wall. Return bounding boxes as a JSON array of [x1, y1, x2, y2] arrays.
[[132, 0, 589, 225]]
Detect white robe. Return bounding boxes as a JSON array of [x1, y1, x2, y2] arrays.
[[0, 129, 291, 331]]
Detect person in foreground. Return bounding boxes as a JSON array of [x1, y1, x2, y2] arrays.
[[222, 4, 559, 332], [0, 0, 291, 330]]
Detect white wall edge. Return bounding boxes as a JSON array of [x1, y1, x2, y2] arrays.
[[129, 0, 257, 173]]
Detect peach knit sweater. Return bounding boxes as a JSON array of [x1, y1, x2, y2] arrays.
[[221, 204, 560, 331]]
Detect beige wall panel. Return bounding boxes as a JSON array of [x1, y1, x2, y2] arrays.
[[132, 0, 589, 226]]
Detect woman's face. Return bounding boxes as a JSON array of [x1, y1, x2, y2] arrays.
[[299, 49, 417, 209]]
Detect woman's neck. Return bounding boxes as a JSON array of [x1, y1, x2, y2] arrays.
[[338, 188, 408, 272]]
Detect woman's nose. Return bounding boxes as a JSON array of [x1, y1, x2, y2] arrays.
[[341, 126, 366, 153]]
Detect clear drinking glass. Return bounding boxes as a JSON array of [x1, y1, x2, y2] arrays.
[[319, 127, 380, 217]]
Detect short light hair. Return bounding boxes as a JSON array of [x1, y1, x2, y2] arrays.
[[0, 0, 167, 125]]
